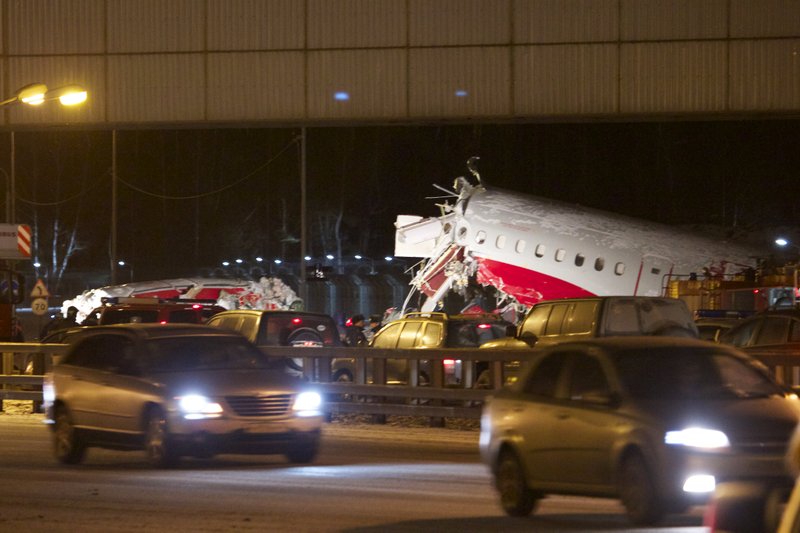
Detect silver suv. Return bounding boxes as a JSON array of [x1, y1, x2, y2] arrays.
[[43, 324, 324, 467]]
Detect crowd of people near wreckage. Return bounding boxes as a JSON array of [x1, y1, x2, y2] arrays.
[[341, 313, 383, 347]]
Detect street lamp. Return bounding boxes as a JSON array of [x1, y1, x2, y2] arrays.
[[776, 238, 800, 308], [0, 83, 87, 109], [3, 83, 89, 224], [117, 260, 133, 283], [354, 254, 376, 275]]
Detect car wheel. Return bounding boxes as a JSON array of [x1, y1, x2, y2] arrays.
[[53, 405, 86, 465], [285, 435, 320, 464], [496, 450, 538, 516], [144, 407, 179, 468], [285, 328, 324, 373], [619, 452, 664, 525]]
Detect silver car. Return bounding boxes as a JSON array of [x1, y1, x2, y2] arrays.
[[43, 324, 324, 467], [480, 336, 800, 525]]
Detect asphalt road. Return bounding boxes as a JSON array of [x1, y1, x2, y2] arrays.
[[0, 408, 706, 532]]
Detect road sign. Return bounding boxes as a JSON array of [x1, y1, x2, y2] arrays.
[[31, 297, 49, 316], [31, 278, 50, 298], [0, 224, 32, 260]]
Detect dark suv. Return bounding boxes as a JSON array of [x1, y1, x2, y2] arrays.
[[84, 297, 225, 326], [205, 310, 342, 377]]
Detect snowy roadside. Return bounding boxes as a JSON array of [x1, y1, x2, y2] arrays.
[[1, 400, 481, 445]]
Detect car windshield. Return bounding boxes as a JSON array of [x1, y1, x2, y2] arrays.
[[145, 336, 271, 372], [612, 347, 785, 400]]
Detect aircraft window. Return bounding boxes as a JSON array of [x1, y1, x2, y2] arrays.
[[535, 244, 545, 257], [555, 249, 566, 262], [575, 254, 585, 267], [516, 240, 526, 253], [595, 258, 605, 271], [458, 227, 467, 240], [496, 235, 506, 249], [651, 268, 661, 275], [476, 230, 486, 244], [615, 262, 625, 275], [443, 223, 452, 233]]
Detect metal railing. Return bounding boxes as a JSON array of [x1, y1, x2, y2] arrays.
[[3, 343, 800, 423], [0, 343, 529, 421]]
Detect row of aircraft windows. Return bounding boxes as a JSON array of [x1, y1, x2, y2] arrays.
[[473, 229, 630, 276]]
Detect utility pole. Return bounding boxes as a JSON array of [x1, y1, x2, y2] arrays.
[[299, 127, 307, 308]]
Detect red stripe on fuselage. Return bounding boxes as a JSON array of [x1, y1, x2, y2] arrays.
[[475, 257, 595, 306]]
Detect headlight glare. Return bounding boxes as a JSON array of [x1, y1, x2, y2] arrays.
[[293, 391, 322, 416], [665, 427, 730, 449], [177, 394, 223, 419]]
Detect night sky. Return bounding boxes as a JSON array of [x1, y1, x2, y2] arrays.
[[4, 119, 799, 291]]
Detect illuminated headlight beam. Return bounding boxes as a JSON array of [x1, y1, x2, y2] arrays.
[[177, 394, 223, 420], [665, 428, 730, 449], [293, 392, 323, 417], [683, 474, 716, 493]]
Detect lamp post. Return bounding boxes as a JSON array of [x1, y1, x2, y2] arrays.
[[1, 83, 88, 223], [354, 254, 376, 275], [117, 260, 133, 283], [775, 238, 800, 307]]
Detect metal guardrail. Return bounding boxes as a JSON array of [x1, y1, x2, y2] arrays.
[[3, 343, 799, 423], [0, 343, 529, 422]]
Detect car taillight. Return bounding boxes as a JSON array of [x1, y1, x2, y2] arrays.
[[292, 317, 303, 325], [477, 323, 492, 329], [160, 320, 167, 324], [192, 304, 201, 309], [443, 359, 456, 367]]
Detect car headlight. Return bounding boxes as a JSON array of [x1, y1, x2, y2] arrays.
[[665, 427, 730, 449], [293, 391, 322, 417], [176, 394, 223, 420]]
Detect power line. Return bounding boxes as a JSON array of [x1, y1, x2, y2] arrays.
[[116, 137, 296, 201]]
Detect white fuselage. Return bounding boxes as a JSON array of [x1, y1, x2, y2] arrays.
[[396, 184, 761, 309]]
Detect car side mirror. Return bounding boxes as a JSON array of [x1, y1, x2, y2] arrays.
[[519, 331, 537, 347]]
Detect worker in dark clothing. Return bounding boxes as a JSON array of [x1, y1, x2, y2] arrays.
[[40, 306, 79, 338], [344, 314, 368, 347]]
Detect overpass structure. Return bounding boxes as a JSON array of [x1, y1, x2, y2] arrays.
[[0, 0, 797, 129]]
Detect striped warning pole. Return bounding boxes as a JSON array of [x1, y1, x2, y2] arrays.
[[16, 224, 30, 258]]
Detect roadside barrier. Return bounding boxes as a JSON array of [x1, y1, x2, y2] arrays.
[[2, 343, 797, 424]]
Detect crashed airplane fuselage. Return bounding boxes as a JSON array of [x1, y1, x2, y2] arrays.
[[395, 166, 761, 312]]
